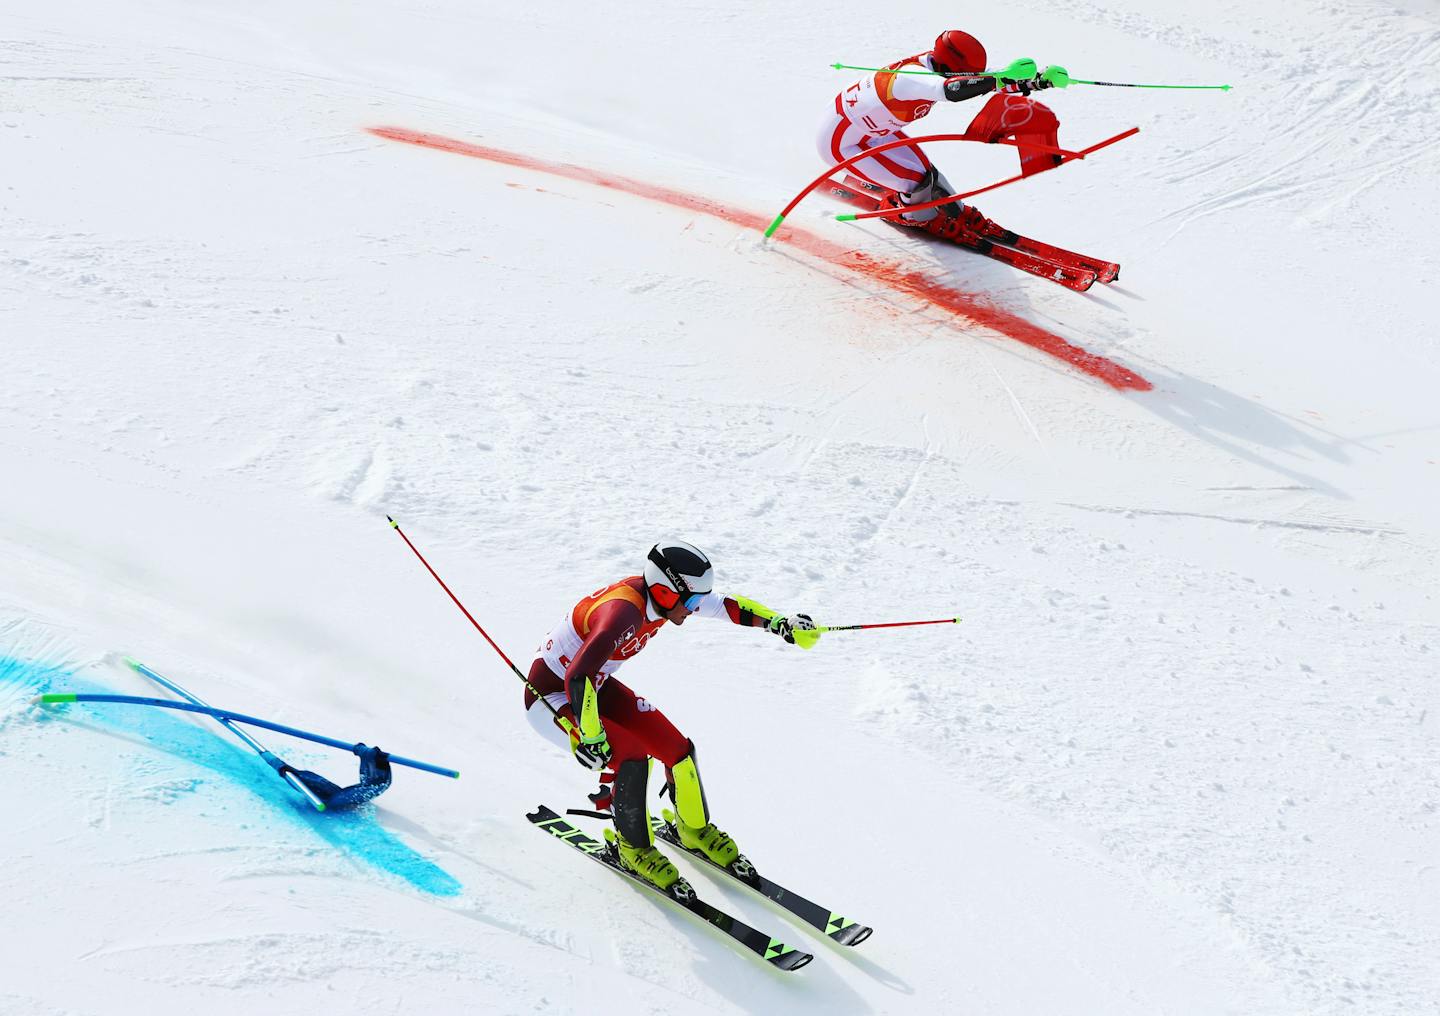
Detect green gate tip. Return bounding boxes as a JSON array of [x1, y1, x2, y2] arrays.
[[38, 693, 78, 704], [836, 213, 857, 222], [122, 655, 141, 670], [763, 213, 785, 238]]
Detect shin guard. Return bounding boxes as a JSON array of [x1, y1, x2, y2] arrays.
[[612, 758, 653, 847], [669, 743, 710, 829]]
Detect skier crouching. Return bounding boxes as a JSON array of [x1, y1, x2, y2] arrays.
[[524, 541, 818, 889], [819, 29, 1069, 242]]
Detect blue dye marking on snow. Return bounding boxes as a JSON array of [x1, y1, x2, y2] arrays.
[[1, 655, 461, 897], [0, 655, 68, 720]]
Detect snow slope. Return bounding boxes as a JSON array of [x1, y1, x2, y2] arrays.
[[3, 1, 1438, 1013]]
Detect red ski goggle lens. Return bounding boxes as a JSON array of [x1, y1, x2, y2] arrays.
[[649, 584, 704, 611]]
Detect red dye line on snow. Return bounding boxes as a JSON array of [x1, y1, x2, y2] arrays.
[[367, 126, 1151, 392]]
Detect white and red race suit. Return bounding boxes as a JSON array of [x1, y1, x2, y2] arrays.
[[523, 577, 767, 754], [817, 51, 995, 195]]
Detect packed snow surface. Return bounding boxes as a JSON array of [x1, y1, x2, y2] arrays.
[[3, 1, 1438, 1013]]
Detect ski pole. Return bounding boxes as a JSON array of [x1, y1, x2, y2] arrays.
[[33, 693, 460, 778], [1069, 78, 1232, 91], [386, 516, 576, 735], [831, 62, 1232, 91], [810, 617, 961, 634], [125, 656, 328, 810]]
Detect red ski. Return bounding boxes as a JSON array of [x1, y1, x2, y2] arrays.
[[957, 237, 1097, 291], [823, 176, 1107, 292], [976, 223, 1120, 284]]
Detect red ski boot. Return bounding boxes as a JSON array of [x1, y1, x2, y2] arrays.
[[877, 194, 994, 246], [929, 203, 995, 245]]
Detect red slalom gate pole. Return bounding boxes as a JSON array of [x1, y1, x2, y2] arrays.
[[839, 126, 1140, 223], [812, 617, 962, 634], [763, 132, 1084, 238], [386, 516, 575, 733]]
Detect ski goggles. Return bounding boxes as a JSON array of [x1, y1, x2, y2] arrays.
[[648, 583, 706, 612]]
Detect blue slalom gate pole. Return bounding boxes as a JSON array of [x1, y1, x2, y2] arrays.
[[37, 692, 461, 780], [124, 657, 328, 810]]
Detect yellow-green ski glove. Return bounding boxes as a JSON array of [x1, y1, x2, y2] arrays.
[[767, 613, 821, 650], [573, 730, 612, 771]]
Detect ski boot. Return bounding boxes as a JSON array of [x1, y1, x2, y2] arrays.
[[604, 827, 681, 891], [931, 203, 995, 245], [876, 192, 936, 231], [664, 807, 740, 867]]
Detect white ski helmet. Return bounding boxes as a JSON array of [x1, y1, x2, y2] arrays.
[[644, 540, 714, 611]]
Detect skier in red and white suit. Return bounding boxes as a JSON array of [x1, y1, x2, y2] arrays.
[[524, 540, 818, 890], [819, 30, 1059, 240]]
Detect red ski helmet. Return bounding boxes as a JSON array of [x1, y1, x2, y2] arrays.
[[932, 30, 987, 75]]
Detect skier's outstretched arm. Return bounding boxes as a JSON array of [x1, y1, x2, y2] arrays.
[[691, 592, 821, 649]]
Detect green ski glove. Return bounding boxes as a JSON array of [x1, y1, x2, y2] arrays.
[[993, 57, 1038, 83], [1040, 65, 1070, 89]]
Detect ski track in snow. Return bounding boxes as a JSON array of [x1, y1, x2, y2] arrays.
[[4, 2, 1439, 1014]]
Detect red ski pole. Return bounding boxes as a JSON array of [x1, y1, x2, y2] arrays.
[[386, 516, 576, 734], [811, 617, 962, 633]]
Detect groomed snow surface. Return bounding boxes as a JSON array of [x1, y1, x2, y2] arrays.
[[3, 2, 1438, 1014]]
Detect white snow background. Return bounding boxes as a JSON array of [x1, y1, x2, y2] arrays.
[[2, 1, 1438, 1013]]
